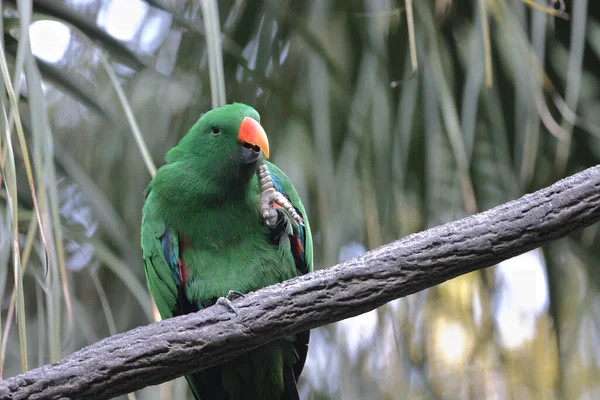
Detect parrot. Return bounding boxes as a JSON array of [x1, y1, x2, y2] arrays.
[[140, 102, 313, 400]]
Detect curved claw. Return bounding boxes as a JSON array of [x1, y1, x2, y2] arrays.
[[216, 290, 246, 315], [226, 290, 245, 300]]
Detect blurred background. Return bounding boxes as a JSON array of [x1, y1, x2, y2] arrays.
[[0, 0, 599, 399]]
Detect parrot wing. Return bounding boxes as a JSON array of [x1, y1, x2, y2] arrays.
[[141, 185, 201, 320], [263, 161, 313, 394]]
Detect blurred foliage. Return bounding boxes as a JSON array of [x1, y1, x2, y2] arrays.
[[1, 0, 600, 399]]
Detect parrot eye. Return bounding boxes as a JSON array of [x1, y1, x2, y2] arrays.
[[211, 126, 221, 136]]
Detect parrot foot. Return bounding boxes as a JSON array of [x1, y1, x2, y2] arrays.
[[259, 187, 304, 229], [216, 290, 246, 315], [258, 163, 303, 229]]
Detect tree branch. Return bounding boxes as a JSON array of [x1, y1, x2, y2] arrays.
[[2, 166, 600, 400]]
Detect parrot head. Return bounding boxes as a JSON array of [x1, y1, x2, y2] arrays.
[[164, 102, 270, 188]]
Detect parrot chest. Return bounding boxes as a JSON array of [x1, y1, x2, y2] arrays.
[[175, 202, 298, 303]]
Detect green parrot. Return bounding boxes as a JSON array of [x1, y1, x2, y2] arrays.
[[140, 102, 313, 400]]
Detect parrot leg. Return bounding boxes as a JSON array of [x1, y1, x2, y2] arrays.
[[216, 290, 246, 315]]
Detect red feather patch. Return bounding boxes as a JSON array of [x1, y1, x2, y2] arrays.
[[290, 235, 304, 260], [177, 235, 191, 285]]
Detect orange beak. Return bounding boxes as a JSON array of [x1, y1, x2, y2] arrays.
[[238, 117, 270, 158]]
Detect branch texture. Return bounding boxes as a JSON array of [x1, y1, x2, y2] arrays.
[[2, 166, 600, 400]]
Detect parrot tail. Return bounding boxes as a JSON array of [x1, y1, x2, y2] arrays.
[[282, 365, 300, 400], [186, 368, 228, 400]]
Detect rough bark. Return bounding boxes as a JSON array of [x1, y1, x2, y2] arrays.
[[1, 166, 599, 400]]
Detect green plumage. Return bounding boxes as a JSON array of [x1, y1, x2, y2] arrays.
[[141, 103, 313, 400]]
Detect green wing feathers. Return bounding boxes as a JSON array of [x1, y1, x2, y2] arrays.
[[141, 188, 178, 320]]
